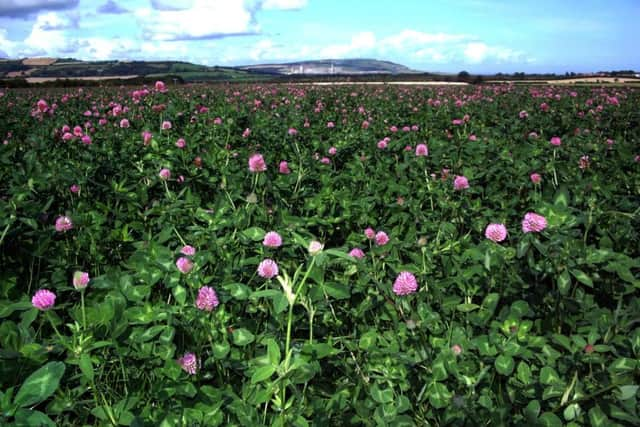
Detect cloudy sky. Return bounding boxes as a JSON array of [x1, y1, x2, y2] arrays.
[[0, 0, 638, 73]]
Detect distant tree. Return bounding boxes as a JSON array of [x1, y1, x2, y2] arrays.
[[458, 71, 470, 81]]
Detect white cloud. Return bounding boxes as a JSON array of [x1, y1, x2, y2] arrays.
[[463, 42, 527, 64], [319, 31, 376, 58], [463, 42, 488, 63], [23, 12, 70, 52], [137, 0, 257, 41], [0, 29, 18, 56], [381, 30, 469, 51], [262, 0, 307, 10]]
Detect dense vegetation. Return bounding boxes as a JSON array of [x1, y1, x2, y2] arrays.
[[0, 82, 638, 426]]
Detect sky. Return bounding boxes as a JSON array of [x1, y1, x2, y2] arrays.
[[0, 0, 638, 73]]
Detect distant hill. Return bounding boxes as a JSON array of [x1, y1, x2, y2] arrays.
[[240, 59, 417, 75], [0, 58, 263, 83], [0, 57, 418, 83]]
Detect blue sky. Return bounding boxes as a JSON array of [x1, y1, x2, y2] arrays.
[[0, 0, 638, 73]]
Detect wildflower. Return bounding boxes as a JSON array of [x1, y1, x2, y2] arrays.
[[522, 212, 547, 233], [308, 241, 324, 255], [55, 216, 73, 232], [530, 173, 542, 184], [155, 81, 167, 92], [258, 259, 279, 279], [453, 175, 469, 191], [288, 128, 298, 136], [119, 118, 130, 128], [242, 128, 251, 138], [519, 110, 528, 119], [70, 184, 80, 193], [328, 146, 337, 156], [175, 138, 186, 148], [393, 272, 418, 296], [279, 161, 290, 174], [159, 168, 171, 180], [377, 139, 388, 149], [177, 352, 197, 375], [180, 245, 196, 256], [32, 289, 56, 310], [248, 154, 267, 173], [485, 224, 507, 242], [349, 248, 365, 259], [73, 271, 90, 290], [375, 231, 389, 246], [176, 257, 194, 274], [81, 135, 92, 145], [161, 121, 172, 130], [195, 286, 219, 311], [550, 136, 562, 146], [579, 155, 590, 170], [142, 131, 152, 145], [327, 121, 335, 128], [263, 231, 283, 248], [320, 157, 331, 165], [451, 344, 463, 355], [62, 132, 73, 141], [364, 228, 375, 239], [37, 99, 48, 112], [415, 143, 428, 156]]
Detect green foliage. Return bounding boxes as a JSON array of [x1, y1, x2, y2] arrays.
[[0, 83, 639, 425]]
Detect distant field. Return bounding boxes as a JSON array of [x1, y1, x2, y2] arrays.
[[25, 75, 139, 83]]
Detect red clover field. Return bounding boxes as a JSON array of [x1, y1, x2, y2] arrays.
[[0, 82, 639, 426]]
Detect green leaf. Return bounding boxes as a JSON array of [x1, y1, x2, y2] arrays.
[[266, 339, 280, 365], [172, 285, 187, 305], [250, 365, 275, 384], [232, 328, 255, 346], [540, 366, 561, 385], [432, 358, 448, 381], [212, 341, 230, 359], [495, 355, 515, 375], [370, 384, 394, 404], [456, 303, 480, 313], [552, 334, 573, 353], [616, 385, 639, 400], [223, 283, 251, 300], [79, 354, 94, 382], [359, 330, 377, 350], [538, 412, 563, 427], [524, 400, 540, 423], [609, 357, 637, 374], [563, 403, 581, 421], [588, 405, 609, 427], [14, 361, 65, 408], [570, 269, 593, 288], [322, 282, 350, 300], [241, 227, 265, 241], [517, 362, 532, 384], [553, 186, 570, 209], [427, 382, 452, 409], [14, 409, 56, 427], [557, 270, 571, 295]]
